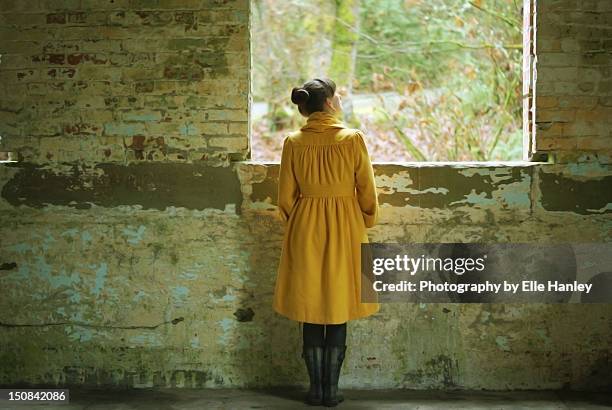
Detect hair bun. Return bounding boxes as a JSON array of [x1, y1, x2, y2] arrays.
[[291, 87, 310, 105]]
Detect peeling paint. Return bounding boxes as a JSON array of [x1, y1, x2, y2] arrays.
[[122, 225, 146, 245], [190, 336, 200, 348], [49, 268, 81, 289], [133, 290, 146, 302], [129, 334, 163, 347], [7, 242, 32, 254], [92, 263, 108, 297], [497, 181, 531, 208], [217, 318, 235, 347], [566, 161, 610, 178], [449, 189, 498, 206], [66, 327, 95, 343], [495, 335, 511, 351], [172, 286, 190, 306]]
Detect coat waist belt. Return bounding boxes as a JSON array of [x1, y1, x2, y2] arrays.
[[299, 183, 356, 198]]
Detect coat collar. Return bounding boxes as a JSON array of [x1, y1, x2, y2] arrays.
[[300, 111, 346, 132]]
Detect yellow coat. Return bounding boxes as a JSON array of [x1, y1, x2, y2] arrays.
[[273, 110, 381, 324]]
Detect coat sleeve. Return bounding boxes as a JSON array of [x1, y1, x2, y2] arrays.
[[354, 131, 379, 228], [277, 135, 299, 225]]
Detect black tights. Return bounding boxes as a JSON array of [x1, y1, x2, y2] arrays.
[[302, 322, 347, 347]]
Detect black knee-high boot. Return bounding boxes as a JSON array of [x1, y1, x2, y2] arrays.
[[302, 345, 324, 405], [302, 322, 325, 405], [323, 344, 346, 407]]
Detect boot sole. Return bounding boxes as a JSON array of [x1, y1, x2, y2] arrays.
[[305, 399, 324, 405]]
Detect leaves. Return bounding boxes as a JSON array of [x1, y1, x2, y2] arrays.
[[251, 0, 523, 162]]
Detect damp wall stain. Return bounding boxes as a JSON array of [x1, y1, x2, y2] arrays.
[[0, 161, 611, 390], [1, 162, 243, 214]]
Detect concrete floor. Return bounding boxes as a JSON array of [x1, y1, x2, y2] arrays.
[[1, 388, 611, 409]]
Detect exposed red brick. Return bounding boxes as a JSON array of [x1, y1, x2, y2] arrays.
[[46, 13, 66, 24], [67, 53, 108, 65], [129, 135, 146, 151]]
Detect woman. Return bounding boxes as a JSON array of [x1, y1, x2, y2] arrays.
[[273, 77, 381, 407]]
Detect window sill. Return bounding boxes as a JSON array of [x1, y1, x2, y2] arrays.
[[236, 160, 552, 167]]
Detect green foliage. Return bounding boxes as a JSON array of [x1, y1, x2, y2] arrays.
[[251, 0, 523, 162]]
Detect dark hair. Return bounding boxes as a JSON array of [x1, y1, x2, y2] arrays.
[[291, 77, 336, 116]]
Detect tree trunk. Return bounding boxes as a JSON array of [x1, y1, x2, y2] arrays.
[[330, 0, 360, 123]]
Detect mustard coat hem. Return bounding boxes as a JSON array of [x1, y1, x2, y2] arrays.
[[272, 300, 381, 325]]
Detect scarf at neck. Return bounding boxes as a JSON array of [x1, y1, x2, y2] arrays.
[[300, 111, 346, 132]]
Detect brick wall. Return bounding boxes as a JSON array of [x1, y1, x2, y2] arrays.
[[0, 0, 611, 391], [2, 0, 610, 166], [533, 0, 612, 163], [0, 0, 250, 165]]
